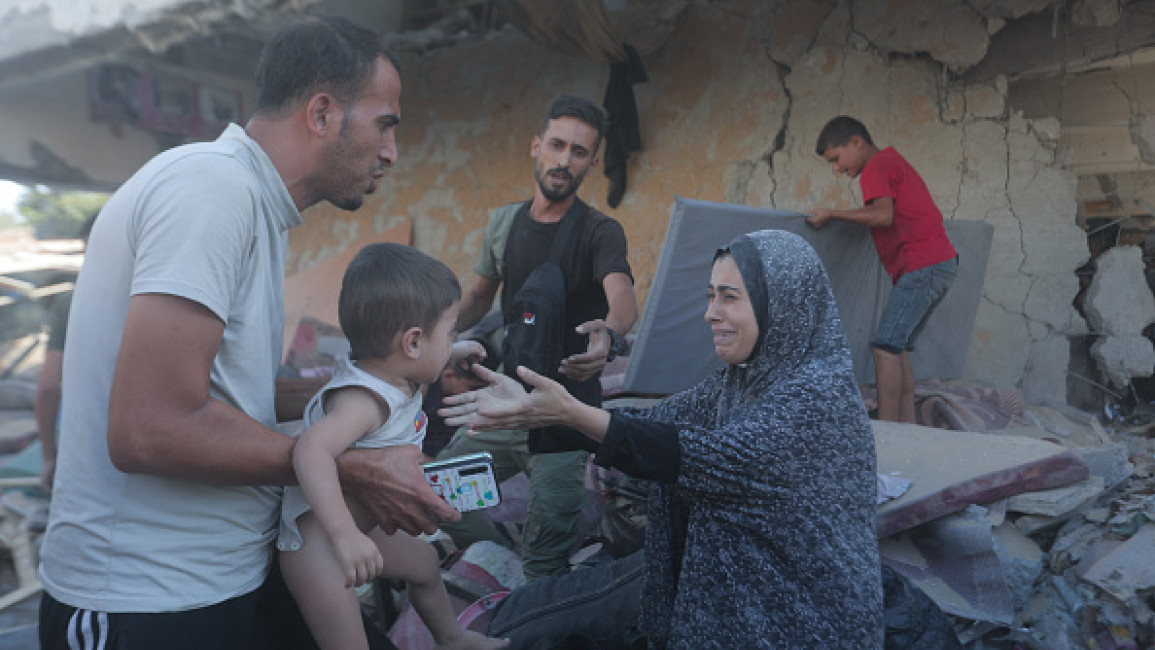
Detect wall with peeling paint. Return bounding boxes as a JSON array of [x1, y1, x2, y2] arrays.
[[289, 0, 1088, 405]]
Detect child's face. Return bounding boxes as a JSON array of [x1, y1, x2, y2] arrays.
[[415, 302, 460, 385], [821, 136, 869, 178]]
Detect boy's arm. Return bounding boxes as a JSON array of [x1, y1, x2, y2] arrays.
[[294, 387, 386, 543], [806, 196, 894, 229], [293, 387, 391, 585]]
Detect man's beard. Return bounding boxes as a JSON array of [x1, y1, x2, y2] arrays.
[[322, 115, 371, 211], [536, 166, 585, 202]]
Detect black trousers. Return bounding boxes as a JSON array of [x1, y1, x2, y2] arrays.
[[40, 563, 398, 650]]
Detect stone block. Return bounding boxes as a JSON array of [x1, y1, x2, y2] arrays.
[[1091, 335, 1155, 388], [1085, 246, 1155, 336], [966, 83, 1005, 119], [943, 86, 966, 123]]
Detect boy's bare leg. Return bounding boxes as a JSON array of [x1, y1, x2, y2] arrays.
[[368, 527, 509, 649], [872, 347, 905, 423], [279, 511, 371, 650], [899, 351, 916, 424]]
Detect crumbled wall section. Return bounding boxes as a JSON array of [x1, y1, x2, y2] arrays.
[[760, 0, 1087, 405], [1085, 246, 1155, 387], [286, 0, 1089, 404]]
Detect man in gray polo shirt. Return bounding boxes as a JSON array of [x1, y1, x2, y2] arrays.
[[37, 15, 457, 650]]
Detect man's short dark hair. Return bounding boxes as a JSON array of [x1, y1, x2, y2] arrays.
[[815, 116, 875, 156], [339, 243, 461, 361], [542, 95, 608, 154], [253, 15, 401, 116]]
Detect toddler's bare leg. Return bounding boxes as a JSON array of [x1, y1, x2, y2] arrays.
[[369, 529, 509, 650], [280, 512, 370, 650]]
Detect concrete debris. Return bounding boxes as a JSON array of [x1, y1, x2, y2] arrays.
[[990, 521, 1044, 610], [1007, 475, 1105, 517], [890, 412, 1155, 648], [1092, 335, 1155, 388], [1079, 523, 1155, 601], [1085, 247, 1155, 333], [1085, 246, 1155, 388]]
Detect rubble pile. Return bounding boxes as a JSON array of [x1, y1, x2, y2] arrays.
[[880, 403, 1155, 649]]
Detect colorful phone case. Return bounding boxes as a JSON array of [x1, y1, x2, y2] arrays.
[[424, 454, 502, 512]]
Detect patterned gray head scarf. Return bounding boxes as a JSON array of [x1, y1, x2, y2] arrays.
[[715, 228, 855, 414]]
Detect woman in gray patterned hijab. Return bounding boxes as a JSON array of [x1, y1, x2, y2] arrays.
[[443, 229, 883, 648]]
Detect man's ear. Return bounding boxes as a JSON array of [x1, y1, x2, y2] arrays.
[[848, 134, 866, 150], [530, 134, 541, 158], [401, 326, 423, 359], [305, 93, 338, 137]]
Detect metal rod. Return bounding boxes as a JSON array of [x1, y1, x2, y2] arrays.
[[1066, 371, 1125, 399]]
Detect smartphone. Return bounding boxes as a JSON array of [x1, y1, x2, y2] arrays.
[[423, 452, 502, 512]]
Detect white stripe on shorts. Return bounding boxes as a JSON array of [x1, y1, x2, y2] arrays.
[[67, 609, 109, 650]]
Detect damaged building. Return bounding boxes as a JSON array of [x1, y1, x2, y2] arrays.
[[3, 0, 1155, 648]]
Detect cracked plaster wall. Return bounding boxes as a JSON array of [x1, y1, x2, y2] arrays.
[[288, 0, 1089, 404]]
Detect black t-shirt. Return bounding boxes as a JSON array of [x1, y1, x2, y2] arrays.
[[500, 198, 632, 404]]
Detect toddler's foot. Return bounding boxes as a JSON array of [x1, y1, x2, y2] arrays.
[[432, 629, 510, 650]]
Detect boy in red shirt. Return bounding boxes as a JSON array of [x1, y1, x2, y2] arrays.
[[807, 116, 958, 423]]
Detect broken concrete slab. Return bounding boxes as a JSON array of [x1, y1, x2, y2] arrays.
[[880, 506, 1015, 625], [1006, 475, 1105, 516], [1091, 335, 1155, 388], [1077, 443, 1135, 491], [990, 521, 1044, 610], [1085, 245, 1155, 337], [1021, 405, 1113, 446], [875, 421, 1090, 537], [1079, 522, 1155, 601]]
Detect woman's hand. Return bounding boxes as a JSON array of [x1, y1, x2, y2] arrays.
[[439, 364, 575, 433]]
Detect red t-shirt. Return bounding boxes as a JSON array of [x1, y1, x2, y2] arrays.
[[858, 147, 957, 282]]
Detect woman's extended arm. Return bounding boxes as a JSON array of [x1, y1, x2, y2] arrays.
[[441, 364, 680, 482]]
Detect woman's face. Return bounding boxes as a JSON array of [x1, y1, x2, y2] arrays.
[[705, 255, 759, 365]]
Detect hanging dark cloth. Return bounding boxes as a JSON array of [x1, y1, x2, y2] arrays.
[[602, 44, 648, 208]]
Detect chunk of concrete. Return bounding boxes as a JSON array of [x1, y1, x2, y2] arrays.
[[1079, 523, 1155, 601], [875, 421, 1090, 537], [1091, 335, 1155, 388], [1077, 443, 1135, 491], [1006, 476, 1105, 517], [965, 83, 1005, 119], [1085, 246, 1155, 337], [991, 521, 1044, 609]]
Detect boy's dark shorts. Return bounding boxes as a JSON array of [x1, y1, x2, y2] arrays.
[[871, 257, 958, 354]]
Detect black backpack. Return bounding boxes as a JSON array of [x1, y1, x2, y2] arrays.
[[501, 211, 581, 382]]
